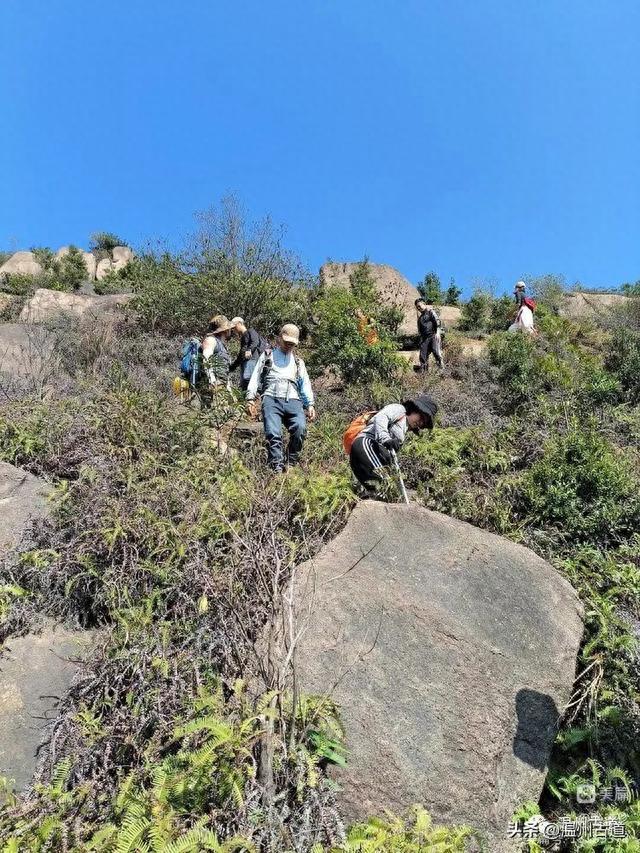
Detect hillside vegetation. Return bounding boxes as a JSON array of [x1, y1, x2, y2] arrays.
[[0, 204, 639, 852]]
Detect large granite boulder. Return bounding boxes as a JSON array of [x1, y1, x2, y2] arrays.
[[320, 262, 461, 339], [18, 288, 132, 324], [0, 252, 43, 278], [0, 462, 50, 553], [95, 258, 113, 280], [294, 503, 583, 850], [111, 245, 133, 272], [0, 624, 93, 791], [560, 291, 630, 320]]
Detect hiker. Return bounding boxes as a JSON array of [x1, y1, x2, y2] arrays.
[[202, 315, 233, 389], [509, 289, 537, 335], [347, 394, 438, 488], [415, 298, 443, 372], [229, 317, 270, 391], [246, 323, 316, 473], [514, 280, 527, 308], [355, 308, 379, 346]]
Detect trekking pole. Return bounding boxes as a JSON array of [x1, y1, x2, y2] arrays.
[[390, 449, 410, 506]]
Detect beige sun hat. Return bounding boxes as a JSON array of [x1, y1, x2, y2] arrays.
[[515, 281, 526, 291], [280, 323, 300, 345], [230, 316, 245, 326], [208, 314, 234, 334]]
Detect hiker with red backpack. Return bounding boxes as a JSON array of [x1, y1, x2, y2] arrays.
[[344, 394, 438, 491], [246, 323, 316, 474], [509, 282, 537, 335]]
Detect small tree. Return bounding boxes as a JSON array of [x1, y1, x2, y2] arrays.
[[51, 246, 88, 291], [90, 231, 128, 252], [488, 295, 516, 332], [445, 277, 462, 306], [527, 273, 566, 314], [459, 289, 492, 333], [418, 271, 443, 304]]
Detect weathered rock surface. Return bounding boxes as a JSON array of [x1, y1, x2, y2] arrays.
[[0, 462, 50, 553], [111, 245, 133, 272], [95, 258, 114, 280], [0, 625, 93, 791], [0, 251, 43, 278], [82, 252, 97, 281], [19, 288, 132, 323], [294, 502, 583, 850], [320, 262, 461, 338], [560, 291, 630, 320]]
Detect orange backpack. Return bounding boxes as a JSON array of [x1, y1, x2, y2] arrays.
[[343, 411, 376, 455]]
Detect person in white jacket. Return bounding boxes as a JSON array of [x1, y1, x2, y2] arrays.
[[349, 394, 438, 487], [246, 323, 316, 473]]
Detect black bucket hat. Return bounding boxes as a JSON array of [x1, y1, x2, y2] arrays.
[[403, 394, 438, 429]]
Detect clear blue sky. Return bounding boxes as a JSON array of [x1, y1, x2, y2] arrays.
[[1, 0, 638, 294]]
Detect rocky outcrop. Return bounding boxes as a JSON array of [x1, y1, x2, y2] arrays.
[[19, 288, 132, 324], [0, 624, 93, 791], [320, 262, 461, 338], [0, 462, 50, 553], [560, 291, 630, 320], [293, 502, 583, 851], [95, 258, 113, 280], [111, 245, 134, 272], [0, 252, 43, 278]]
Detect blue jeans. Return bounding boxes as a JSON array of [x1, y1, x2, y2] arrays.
[[261, 395, 307, 471]]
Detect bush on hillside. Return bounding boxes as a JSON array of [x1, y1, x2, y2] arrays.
[[89, 231, 128, 252], [606, 327, 640, 403], [459, 288, 492, 332], [309, 262, 404, 385]]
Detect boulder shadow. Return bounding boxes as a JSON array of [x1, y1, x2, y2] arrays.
[[513, 688, 561, 771]]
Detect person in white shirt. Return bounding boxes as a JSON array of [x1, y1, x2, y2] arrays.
[[246, 323, 316, 473]]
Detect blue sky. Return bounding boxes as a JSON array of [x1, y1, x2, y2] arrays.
[[1, 0, 638, 294]]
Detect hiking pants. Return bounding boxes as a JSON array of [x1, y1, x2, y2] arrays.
[[350, 433, 390, 486], [419, 333, 443, 370], [261, 395, 307, 472]]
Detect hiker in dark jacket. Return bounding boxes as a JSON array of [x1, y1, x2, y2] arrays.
[[350, 394, 438, 487], [229, 317, 270, 391], [514, 281, 526, 308], [415, 299, 443, 372]]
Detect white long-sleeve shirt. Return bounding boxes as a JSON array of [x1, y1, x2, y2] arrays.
[[246, 347, 314, 407], [361, 404, 408, 449]]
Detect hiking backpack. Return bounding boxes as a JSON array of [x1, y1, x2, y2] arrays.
[[258, 350, 302, 394], [522, 296, 537, 312], [342, 410, 405, 455], [180, 338, 202, 385]]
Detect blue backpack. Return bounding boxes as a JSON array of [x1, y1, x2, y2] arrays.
[[180, 338, 202, 385]]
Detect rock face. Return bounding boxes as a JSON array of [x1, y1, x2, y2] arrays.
[[294, 503, 583, 850], [82, 251, 97, 281], [95, 258, 113, 280], [0, 462, 50, 553], [0, 251, 43, 278], [19, 288, 132, 324], [0, 625, 93, 791], [111, 245, 133, 272], [320, 262, 460, 338], [560, 292, 630, 320]]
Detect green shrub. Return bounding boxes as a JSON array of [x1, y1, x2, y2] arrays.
[[50, 245, 87, 290], [606, 328, 640, 403], [515, 425, 640, 545], [459, 288, 491, 332], [488, 294, 516, 332], [90, 231, 128, 252]]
